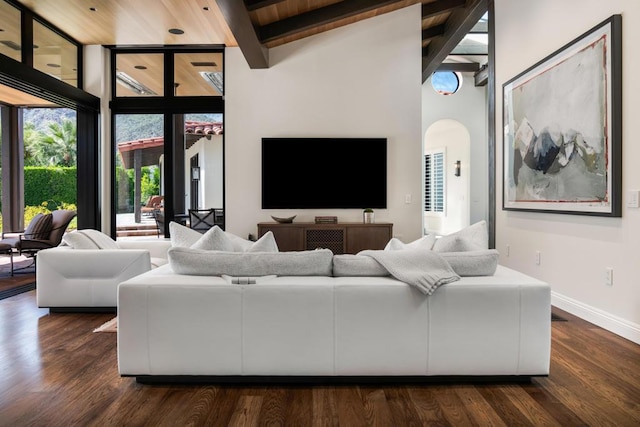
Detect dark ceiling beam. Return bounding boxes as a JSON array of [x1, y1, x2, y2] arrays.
[[422, 0, 487, 83], [259, 0, 406, 44], [215, 0, 269, 69], [437, 62, 480, 72], [422, 23, 446, 40], [474, 63, 488, 86], [245, 0, 287, 12], [422, 0, 466, 19]]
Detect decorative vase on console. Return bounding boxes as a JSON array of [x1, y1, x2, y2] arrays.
[[363, 208, 375, 224]]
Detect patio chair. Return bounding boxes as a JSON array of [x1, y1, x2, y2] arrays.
[[189, 209, 216, 233], [153, 209, 165, 238], [213, 209, 225, 230], [141, 195, 164, 216], [0, 209, 77, 274]]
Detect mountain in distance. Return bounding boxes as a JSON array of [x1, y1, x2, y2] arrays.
[[22, 108, 223, 143]]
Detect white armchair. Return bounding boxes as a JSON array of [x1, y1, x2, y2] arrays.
[[36, 239, 172, 311]]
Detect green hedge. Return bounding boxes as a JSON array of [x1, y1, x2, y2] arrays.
[[23, 167, 77, 208], [0, 167, 77, 210]]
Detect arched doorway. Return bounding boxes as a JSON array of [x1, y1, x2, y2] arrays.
[[423, 119, 470, 235]]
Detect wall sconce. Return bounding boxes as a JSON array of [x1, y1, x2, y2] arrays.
[[191, 166, 200, 180], [454, 160, 461, 177]]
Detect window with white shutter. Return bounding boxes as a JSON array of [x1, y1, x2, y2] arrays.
[[424, 150, 445, 214]]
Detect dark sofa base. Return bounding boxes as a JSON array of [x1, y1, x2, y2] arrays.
[[130, 374, 540, 386]]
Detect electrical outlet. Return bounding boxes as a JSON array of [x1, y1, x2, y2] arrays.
[[535, 251, 541, 265], [506, 244, 510, 257], [605, 267, 613, 286], [405, 194, 412, 204]]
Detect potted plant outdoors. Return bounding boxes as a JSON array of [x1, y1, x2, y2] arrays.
[[362, 208, 375, 224]]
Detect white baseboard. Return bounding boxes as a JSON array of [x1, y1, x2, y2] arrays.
[[552, 291, 640, 345]]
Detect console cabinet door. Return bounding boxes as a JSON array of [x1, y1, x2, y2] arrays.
[[346, 225, 392, 253], [258, 225, 304, 252], [258, 223, 392, 254]]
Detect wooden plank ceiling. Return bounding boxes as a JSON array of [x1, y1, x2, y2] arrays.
[[4, 0, 486, 106]]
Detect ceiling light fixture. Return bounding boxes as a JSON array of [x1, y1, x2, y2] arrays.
[[199, 71, 223, 95], [168, 28, 184, 35], [116, 71, 157, 95]]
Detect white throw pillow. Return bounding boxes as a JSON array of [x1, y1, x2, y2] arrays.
[[384, 234, 436, 251], [62, 229, 120, 249], [169, 221, 202, 247], [432, 220, 488, 252], [246, 231, 279, 252], [225, 232, 254, 252], [224, 231, 279, 252], [190, 226, 234, 251]]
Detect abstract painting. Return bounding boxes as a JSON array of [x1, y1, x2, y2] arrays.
[[503, 15, 622, 216]]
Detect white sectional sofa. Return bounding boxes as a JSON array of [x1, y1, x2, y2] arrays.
[[117, 263, 551, 382], [37, 237, 171, 311]]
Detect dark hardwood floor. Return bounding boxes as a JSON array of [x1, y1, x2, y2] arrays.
[[0, 290, 639, 426]]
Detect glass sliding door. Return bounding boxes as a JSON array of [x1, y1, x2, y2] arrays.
[[114, 113, 164, 239], [22, 107, 77, 229]]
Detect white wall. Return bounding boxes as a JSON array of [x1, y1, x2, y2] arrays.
[[186, 135, 224, 209], [422, 72, 488, 227], [495, 0, 640, 343], [225, 4, 423, 242]]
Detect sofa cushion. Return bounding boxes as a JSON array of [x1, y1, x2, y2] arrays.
[[333, 254, 389, 277], [432, 220, 488, 252], [25, 213, 53, 240], [439, 250, 499, 276], [62, 229, 119, 249], [168, 247, 334, 276], [333, 249, 499, 277]]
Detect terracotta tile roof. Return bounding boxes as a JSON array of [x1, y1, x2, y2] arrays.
[[117, 122, 223, 169], [117, 137, 164, 153], [185, 121, 223, 135]]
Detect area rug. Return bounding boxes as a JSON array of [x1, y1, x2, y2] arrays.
[[93, 317, 118, 333]]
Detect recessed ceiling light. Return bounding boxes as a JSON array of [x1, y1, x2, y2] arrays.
[[0, 40, 20, 50], [134, 65, 147, 70], [168, 28, 184, 35], [47, 63, 61, 68]]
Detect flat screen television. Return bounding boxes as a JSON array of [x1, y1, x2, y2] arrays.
[[262, 137, 387, 209]]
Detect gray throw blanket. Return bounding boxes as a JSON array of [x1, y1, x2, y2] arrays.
[[359, 249, 460, 295]]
